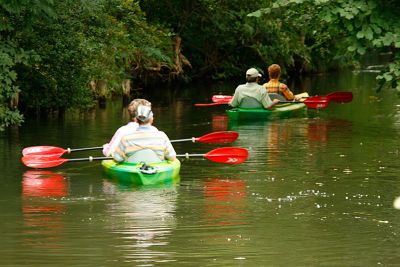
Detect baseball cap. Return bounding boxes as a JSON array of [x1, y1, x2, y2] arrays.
[[135, 105, 153, 122], [246, 68, 262, 78]]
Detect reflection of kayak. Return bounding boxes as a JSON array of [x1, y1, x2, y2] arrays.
[[226, 102, 306, 121], [102, 159, 181, 186]]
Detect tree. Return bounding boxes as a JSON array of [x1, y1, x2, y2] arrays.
[[249, 0, 400, 91], [0, 0, 54, 130], [1, 0, 178, 129]]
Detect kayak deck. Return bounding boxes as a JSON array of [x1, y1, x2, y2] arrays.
[[102, 159, 181, 186], [226, 102, 307, 121]]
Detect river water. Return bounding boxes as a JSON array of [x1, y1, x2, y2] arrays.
[[1, 70, 400, 266]]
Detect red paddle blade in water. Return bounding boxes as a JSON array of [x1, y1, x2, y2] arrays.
[[327, 91, 353, 103], [21, 156, 69, 168], [22, 146, 67, 157], [204, 147, 248, 164], [197, 131, 239, 144], [303, 96, 330, 109]]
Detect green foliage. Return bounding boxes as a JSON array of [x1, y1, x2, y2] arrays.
[[376, 59, 400, 92], [0, 105, 24, 131], [0, 0, 54, 129], [0, 0, 176, 130], [110, 0, 174, 78], [249, 0, 400, 88], [141, 1, 267, 78]]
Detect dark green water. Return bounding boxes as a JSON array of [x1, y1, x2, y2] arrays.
[[1, 70, 400, 266]]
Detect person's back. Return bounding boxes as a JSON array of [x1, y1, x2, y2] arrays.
[[229, 68, 279, 109], [113, 126, 175, 163], [112, 104, 176, 163], [263, 64, 295, 101], [103, 99, 156, 156]]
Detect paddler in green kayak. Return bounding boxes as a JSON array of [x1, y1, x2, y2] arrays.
[[102, 98, 156, 157], [229, 68, 280, 109], [263, 64, 299, 101], [112, 103, 176, 164]]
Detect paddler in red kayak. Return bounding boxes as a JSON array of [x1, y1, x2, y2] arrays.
[[229, 68, 280, 109]]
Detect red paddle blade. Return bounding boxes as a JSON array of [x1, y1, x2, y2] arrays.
[[327, 91, 353, 103], [22, 146, 67, 156], [204, 147, 248, 164], [21, 156, 68, 168], [212, 95, 233, 104], [197, 131, 239, 144], [22, 153, 64, 160], [304, 96, 329, 109]]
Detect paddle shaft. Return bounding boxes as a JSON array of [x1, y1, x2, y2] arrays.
[[68, 156, 112, 162], [176, 153, 203, 157], [68, 146, 103, 152], [171, 138, 196, 143]]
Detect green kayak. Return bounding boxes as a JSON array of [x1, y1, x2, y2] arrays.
[[102, 159, 181, 186], [226, 102, 306, 121]]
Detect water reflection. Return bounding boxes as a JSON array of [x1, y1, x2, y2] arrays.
[[211, 114, 228, 132], [203, 178, 247, 226], [228, 117, 353, 168], [22, 170, 68, 248], [102, 180, 178, 265]]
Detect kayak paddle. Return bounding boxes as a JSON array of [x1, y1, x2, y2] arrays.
[[207, 91, 353, 104], [177, 147, 248, 164], [21, 156, 111, 168], [22, 131, 239, 157], [195, 91, 353, 108], [22, 146, 103, 158], [21, 147, 249, 168], [212, 95, 233, 104], [194, 102, 227, 107], [326, 91, 353, 103], [195, 96, 330, 109], [171, 131, 238, 144]]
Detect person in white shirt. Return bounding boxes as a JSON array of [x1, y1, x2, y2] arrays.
[[102, 99, 157, 156], [229, 68, 280, 109], [113, 104, 176, 163]]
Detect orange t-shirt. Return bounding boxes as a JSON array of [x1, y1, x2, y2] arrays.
[[263, 79, 295, 101]]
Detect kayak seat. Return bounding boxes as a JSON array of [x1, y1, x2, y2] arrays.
[[268, 93, 286, 101], [239, 97, 263, 108], [126, 149, 162, 164]]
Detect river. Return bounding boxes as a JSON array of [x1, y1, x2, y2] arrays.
[[1, 70, 400, 266]]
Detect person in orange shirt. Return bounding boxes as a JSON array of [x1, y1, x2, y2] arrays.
[[263, 64, 296, 101]]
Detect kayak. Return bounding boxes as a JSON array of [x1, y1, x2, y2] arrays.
[[102, 159, 181, 186], [226, 102, 307, 121]]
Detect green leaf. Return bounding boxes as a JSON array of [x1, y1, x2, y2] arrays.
[[383, 73, 393, 82], [356, 31, 364, 39], [364, 27, 373, 40], [247, 10, 262, 18], [345, 23, 354, 31], [382, 34, 393, 46], [357, 47, 366, 55], [371, 24, 382, 34], [347, 45, 357, 52]]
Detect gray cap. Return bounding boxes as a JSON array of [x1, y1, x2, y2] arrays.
[[246, 68, 262, 78], [135, 105, 153, 122]]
